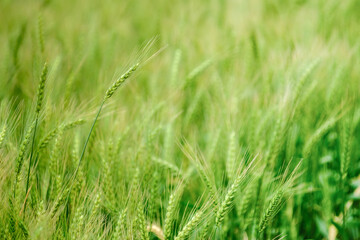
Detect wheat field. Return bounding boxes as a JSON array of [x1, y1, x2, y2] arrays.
[[0, 0, 359, 239]]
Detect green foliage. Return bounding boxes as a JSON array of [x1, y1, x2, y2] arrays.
[[0, 0, 359, 239]]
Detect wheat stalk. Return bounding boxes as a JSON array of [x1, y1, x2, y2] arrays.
[[24, 62, 48, 214]]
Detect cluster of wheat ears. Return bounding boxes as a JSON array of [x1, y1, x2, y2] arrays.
[[1, 0, 360, 239]]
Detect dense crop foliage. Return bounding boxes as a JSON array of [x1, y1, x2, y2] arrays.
[[1, 0, 359, 239]]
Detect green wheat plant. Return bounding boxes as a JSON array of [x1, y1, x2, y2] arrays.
[[0, 0, 359, 239]]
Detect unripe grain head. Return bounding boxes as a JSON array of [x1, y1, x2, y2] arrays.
[[36, 62, 48, 115], [105, 63, 139, 100]]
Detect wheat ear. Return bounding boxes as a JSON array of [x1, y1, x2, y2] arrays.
[[164, 185, 184, 240], [175, 210, 205, 240], [0, 124, 7, 148]]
